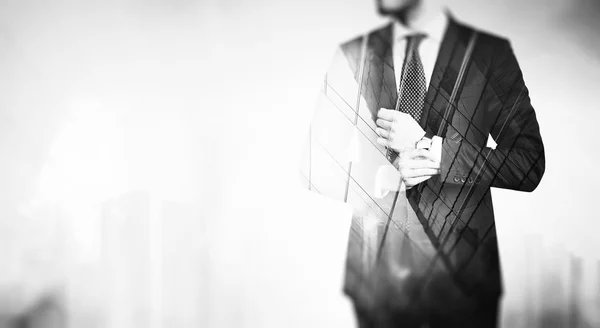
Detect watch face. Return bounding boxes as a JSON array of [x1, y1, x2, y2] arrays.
[[416, 138, 432, 149]]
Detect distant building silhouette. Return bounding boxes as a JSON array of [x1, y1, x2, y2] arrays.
[[518, 235, 600, 328], [569, 255, 582, 328]]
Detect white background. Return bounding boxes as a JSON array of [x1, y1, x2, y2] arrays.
[[0, 0, 599, 327]]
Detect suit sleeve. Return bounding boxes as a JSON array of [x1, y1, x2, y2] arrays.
[[298, 46, 350, 193], [438, 40, 545, 192]]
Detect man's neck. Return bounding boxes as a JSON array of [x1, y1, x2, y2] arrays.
[[394, 1, 444, 31]]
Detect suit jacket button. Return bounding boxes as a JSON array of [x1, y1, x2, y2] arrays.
[[467, 177, 474, 184], [460, 177, 466, 183], [453, 176, 460, 183]]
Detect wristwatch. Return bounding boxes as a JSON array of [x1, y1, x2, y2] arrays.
[[416, 137, 432, 150], [416, 131, 435, 150]]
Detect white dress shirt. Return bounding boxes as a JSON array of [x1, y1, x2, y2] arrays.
[[392, 12, 448, 93], [373, 12, 448, 198]]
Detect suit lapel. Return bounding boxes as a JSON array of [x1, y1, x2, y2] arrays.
[[345, 23, 396, 122], [342, 16, 473, 136], [420, 16, 469, 136], [368, 23, 398, 117], [409, 16, 474, 221]]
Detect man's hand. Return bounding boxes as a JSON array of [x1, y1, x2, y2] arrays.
[[375, 108, 425, 152], [394, 148, 440, 189]]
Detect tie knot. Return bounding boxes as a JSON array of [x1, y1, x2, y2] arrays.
[[407, 33, 426, 49]]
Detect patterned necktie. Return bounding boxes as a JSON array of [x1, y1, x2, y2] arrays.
[[388, 34, 427, 163], [398, 33, 427, 121]]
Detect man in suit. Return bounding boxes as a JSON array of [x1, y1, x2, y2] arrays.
[[300, 0, 545, 327]]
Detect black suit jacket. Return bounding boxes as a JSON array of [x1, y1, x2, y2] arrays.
[[334, 14, 545, 315]]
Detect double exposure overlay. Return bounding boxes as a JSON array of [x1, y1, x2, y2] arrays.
[[300, 11, 545, 327]]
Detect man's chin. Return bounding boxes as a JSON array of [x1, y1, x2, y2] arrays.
[[377, 5, 409, 19], [376, 0, 420, 18], [377, 5, 396, 15]]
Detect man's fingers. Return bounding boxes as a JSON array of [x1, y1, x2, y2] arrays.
[[376, 127, 390, 139], [377, 108, 396, 121], [404, 176, 431, 189], [402, 148, 430, 159], [376, 119, 392, 130], [398, 159, 440, 170], [400, 168, 440, 179], [401, 148, 438, 161], [378, 108, 413, 122], [377, 137, 388, 147]]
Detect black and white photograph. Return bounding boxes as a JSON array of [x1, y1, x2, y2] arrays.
[[0, 0, 598, 327]]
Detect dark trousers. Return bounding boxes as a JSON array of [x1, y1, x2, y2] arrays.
[[353, 298, 500, 328]]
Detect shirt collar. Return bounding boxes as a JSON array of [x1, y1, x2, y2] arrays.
[[393, 9, 448, 43]]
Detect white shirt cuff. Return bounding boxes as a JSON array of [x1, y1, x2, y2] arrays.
[[430, 136, 443, 163], [374, 165, 404, 199]]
